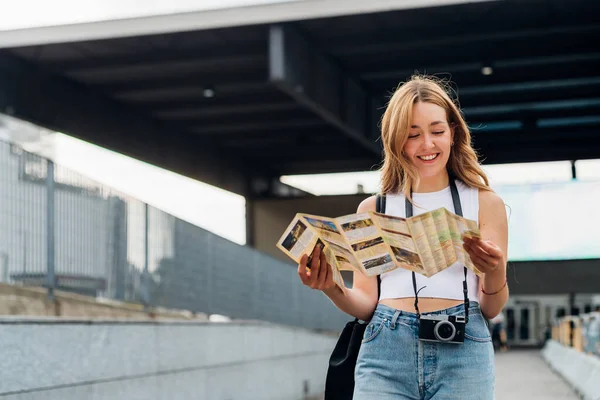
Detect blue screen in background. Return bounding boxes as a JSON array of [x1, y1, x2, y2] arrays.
[[493, 180, 600, 261]]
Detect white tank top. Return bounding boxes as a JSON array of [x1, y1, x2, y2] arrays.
[[379, 180, 481, 303]]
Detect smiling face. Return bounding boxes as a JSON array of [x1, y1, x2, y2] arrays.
[[380, 75, 489, 197], [402, 101, 454, 181]]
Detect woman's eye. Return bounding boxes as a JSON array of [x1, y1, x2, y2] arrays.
[[408, 134, 419, 139], [432, 131, 445, 135]]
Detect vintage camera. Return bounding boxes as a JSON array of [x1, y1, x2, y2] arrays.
[[418, 315, 466, 344]]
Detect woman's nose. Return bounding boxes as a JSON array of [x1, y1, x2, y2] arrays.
[[422, 134, 435, 149]]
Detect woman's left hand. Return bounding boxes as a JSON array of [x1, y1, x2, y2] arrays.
[[462, 236, 505, 274]]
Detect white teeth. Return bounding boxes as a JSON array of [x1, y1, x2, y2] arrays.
[[418, 154, 438, 161]]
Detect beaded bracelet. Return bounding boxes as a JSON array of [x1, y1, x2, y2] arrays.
[[481, 279, 507, 295]]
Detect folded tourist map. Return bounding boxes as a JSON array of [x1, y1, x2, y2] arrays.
[[276, 207, 482, 292]]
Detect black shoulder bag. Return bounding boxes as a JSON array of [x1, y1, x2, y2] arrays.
[[324, 194, 385, 400]]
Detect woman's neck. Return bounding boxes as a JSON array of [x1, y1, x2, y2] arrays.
[[414, 172, 450, 193]]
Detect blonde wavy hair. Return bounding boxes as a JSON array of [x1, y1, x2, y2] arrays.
[[379, 75, 490, 200]]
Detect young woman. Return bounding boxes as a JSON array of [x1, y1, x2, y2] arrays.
[[297, 75, 508, 399]]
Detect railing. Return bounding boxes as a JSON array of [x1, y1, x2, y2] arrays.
[[551, 312, 600, 357], [0, 138, 350, 331]]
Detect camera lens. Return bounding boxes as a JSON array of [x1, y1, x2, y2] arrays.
[[434, 321, 456, 342]]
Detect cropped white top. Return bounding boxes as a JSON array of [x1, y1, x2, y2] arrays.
[[379, 180, 481, 303]]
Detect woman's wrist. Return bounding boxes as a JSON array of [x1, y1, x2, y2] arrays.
[[482, 264, 507, 292], [323, 285, 345, 299]]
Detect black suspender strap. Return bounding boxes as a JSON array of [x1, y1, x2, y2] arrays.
[[449, 179, 463, 216], [375, 195, 385, 297], [405, 196, 423, 320], [377, 194, 386, 216], [406, 179, 470, 323], [450, 180, 470, 323]]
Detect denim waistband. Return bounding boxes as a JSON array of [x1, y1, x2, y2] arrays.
[[373, 301, 482, 325]]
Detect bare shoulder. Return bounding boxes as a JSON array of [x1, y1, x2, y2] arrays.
[[478, 189, 505, 210], [478, 189, 507, 224], [357, 195, 378, 213]]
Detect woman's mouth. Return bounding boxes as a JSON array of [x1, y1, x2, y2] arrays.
[[417, 153, 439, 163]]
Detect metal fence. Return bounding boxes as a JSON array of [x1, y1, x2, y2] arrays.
[[0, 139, 350, 331]]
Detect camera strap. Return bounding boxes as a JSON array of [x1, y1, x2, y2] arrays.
[[405, 179, 470, 323]]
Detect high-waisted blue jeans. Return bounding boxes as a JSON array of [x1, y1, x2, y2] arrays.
[[354, 302, 495, 399]]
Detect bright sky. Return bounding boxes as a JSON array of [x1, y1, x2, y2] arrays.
[[51, 133, 248, 245]]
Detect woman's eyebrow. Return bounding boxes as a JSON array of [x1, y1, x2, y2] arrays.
[[410, 121, 446, 129]]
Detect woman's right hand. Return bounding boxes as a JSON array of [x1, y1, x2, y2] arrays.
[[297, 245, 336, 292]]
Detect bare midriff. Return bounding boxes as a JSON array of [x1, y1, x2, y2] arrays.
[[379, 297, 464, 314]]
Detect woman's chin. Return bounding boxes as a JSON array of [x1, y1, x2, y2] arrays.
[[416, 167, 446, 179]]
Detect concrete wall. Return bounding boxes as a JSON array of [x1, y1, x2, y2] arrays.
[[507, 259, 600, 295], [542, 340, 600, 400], [0, 283, 202, 320], [0, 318, 336, 400]]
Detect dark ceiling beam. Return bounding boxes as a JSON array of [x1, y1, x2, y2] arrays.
[[458, 84, 600, 108], [0, 51, 266, 196], [115, 82, 271, 104], [49, 46, 265, 72], [216, 126, 339, 147], [465, 105, 600, 125], [458, 76, 600, 97], [462, 98, 600, 119], [190, 119, 325, 135], [66, 54, 266, 84], [155, 101, 299, 120], [334, 24, 600, 56], [365, 62, 480, 82], [92, 68, 266, 94], [251, 134, 362, 156], [495, 52, 600, 69], [220, 135, 302, 149], [362, 52, 600, 82], [536, 116, 600, 128], [268, 25, 381, 157], [369, 62, 600, 96], [182, 108, 316, 129], [469, 115, 600, 135], [139, 90, 285, 110]]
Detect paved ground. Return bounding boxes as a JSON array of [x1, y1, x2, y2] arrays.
[[314, 349, 578, 399], [495, 349, 578, 400]]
